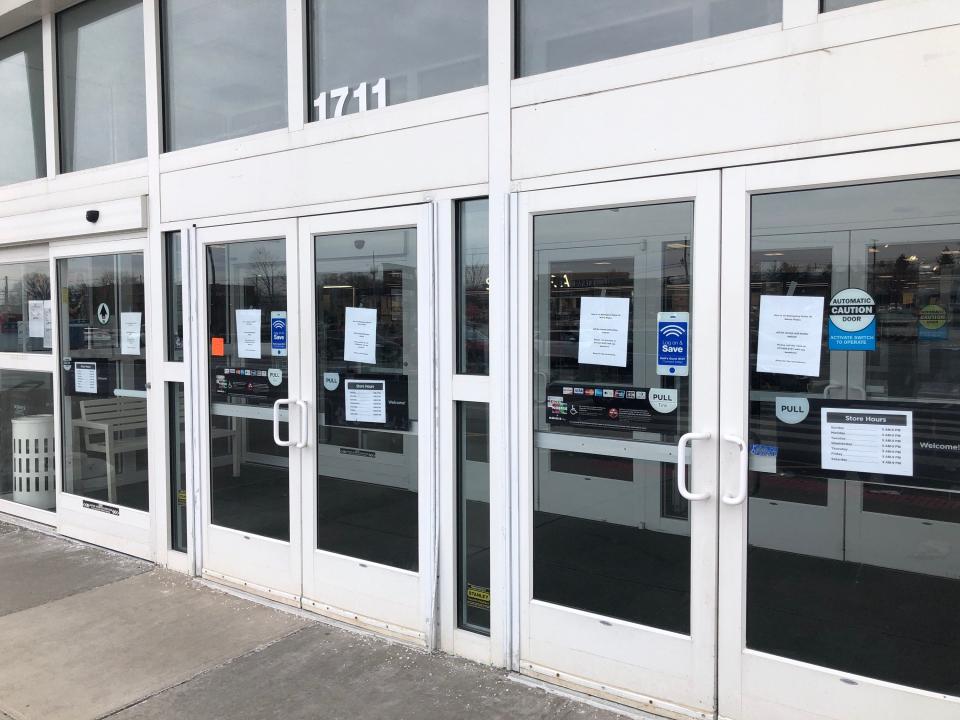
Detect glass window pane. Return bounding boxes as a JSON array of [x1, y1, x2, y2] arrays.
[[314, 228, 419, 571], [458, 402, 490, 634], [457, 198, 489, 375], [206, 239, 289, 541], [169, 383, 187, 551], [58, 253, 149, 511], [533, 202, 694, 633], [516, 0, 782, 77], [162, 0, 287, 151], [747, 177, 960, 696], [165, 232, 184, 361], [307, 0, 487, 121], [57, 0, 147, 173], [0, 24, 45, 186], [0, 370, 56, 511], [822, 0, 881, 11], [0, 261, 52, 353]]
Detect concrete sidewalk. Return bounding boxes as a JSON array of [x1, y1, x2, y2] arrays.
[[0, 519, 630, 720]]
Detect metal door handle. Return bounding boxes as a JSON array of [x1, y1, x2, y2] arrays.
[[722, 434, 748, 505], [823, 383, 842, 398], [676, 431, 711, 501], [273, 399, 295, 447], [295, 399, 309, 448]]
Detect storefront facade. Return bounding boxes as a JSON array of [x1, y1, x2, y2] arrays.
[[1, 1, 958, 718]]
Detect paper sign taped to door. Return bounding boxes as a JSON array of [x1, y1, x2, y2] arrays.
[[42, 301, 53, 349], [120, 312, 141, 355], [28, 300, 44, 338], [344, 307, 377, 364], [235, 309, 262, 359], [756, 295, 824, 377], [578, 296, 629, 367]]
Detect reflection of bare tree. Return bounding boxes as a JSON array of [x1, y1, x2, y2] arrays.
[[23, 272, 49, 300], [463, 261, 489, 292], [250, 248, 286, 306], [68, 281, 89, 321]]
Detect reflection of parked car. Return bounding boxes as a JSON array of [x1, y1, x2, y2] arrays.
[[549, 330, 578, 361], [878, 307, 916, 340], [463, 324, 489, 360]]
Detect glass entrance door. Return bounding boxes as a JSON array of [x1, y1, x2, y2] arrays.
[[197, 220, 303, 602], [298, 205, 435, 642], [53, 239, 155, 558], [719, 147, 960, 720], [517, 173, 721, 714]]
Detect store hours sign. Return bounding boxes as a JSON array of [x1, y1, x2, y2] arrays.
[[314, 78, 387, 120]]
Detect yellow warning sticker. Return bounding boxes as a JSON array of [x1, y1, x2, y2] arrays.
[[466, 584, 490, 610]]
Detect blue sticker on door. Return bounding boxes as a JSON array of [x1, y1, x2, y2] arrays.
[[657, 312, 689, 376], [271, 311, 287, 357], [828, 289, 875, 351]]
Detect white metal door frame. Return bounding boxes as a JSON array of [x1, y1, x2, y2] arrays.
[[194, 218, 303, 604], [298, 204, 437, 644], [718, 141, 960, 720], [49, 233, 155, 559], [512, 172, 721, 718], [0, 242, 59, 526]]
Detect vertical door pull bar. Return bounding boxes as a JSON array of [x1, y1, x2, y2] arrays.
[[273, 399, 295, 447], [676, 431, 712, 501], [722, 434, 748, 505], [295, 399, 309, 448]]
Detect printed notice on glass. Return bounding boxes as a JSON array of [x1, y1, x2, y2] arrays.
[[344, 379, 386, 423], [756, 295, 824, 377], [344, 307, 377, 364], [821, 408, 913, 477], [74, 361, 98, 394], [42, 300, 53, 349], [578, 296, 630, 367], [235, 309, 262, 359], [120, 312, 142, 355], [28, 300, 44, 338]]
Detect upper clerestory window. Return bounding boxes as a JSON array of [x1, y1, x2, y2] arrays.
[[0, 23, 46, 186], [821, 0, 882, 10], [515, 0, 782, 78], [161, 0, 288, 152], [58, 0, 148, 173], [307, 0, 488, 122]]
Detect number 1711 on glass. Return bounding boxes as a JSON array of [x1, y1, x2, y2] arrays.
[[314, 78, 387, 120]]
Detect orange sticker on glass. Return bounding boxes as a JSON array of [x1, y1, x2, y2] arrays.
[[211, 337, 225, 356]]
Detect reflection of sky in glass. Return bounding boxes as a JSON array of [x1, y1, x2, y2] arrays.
[[163, 0, 288, 151], [517, 0, 781, 76], [59, 0, 147, 172], [0, 24, 45, 186], [309, 0, 487, 119]]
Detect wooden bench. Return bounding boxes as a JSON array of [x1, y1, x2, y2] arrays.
[[75, 396, 239, 504]]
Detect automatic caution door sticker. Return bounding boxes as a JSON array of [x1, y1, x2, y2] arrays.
[[918, 304, 947, 341], [828, 288, 876, 351]]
